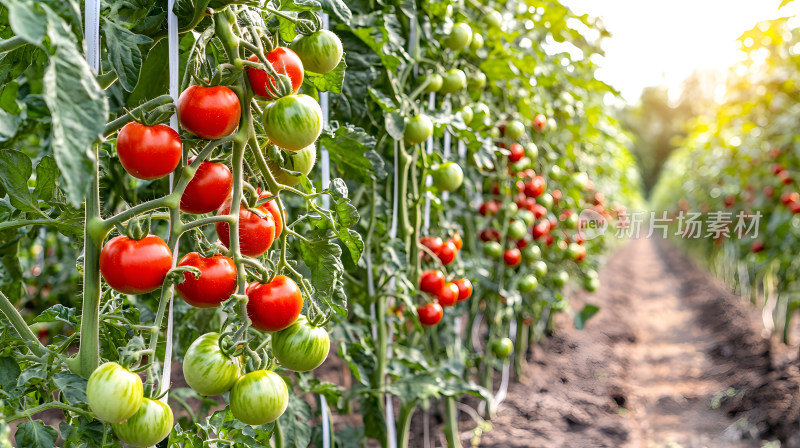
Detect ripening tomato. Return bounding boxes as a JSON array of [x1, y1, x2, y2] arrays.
[[268, 145, 317, 187], [112, 398, 173, 448], [454, 278, 472, 301], [246, 275, 303, 332], [87, 362, 143, 424], [290, 29, 344, 74], [508, 143, 524, 163], [229, 370, 289, 425], [437, 282, 459, 307], [246, 48, 304, 98], [532, 114, 547, 132], [175, 253, 237, 308], [503, 248, 521, 267], [532, 220, 551, 240], [479, 201, 499, 216], [215, 198, 276, 257], [479, 228, 501, 242], [781, 192, 798, 205], [100, 235, 172, 295], [420, 270, 445, 294], [272, 315, 330, 372], [418, 302, 443, 326], [262, 94, 323, 151], [437, 240, 458, 265], [449, 232, 463, 250], [116, 122, 181, 180], [181, 157, 233, 214], [405, 114, 434, 146], [183, 332, 241, 396], [178, 85, 241, 139], [505, 120, 525, 140]]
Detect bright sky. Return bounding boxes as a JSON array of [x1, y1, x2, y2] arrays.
[[561, 0, 800, 102]]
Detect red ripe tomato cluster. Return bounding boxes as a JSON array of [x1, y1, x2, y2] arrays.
[[420, 233, 462, 266], [417, 270, 473, 326]]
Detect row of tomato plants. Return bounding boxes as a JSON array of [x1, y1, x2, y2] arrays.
[[651, 16, 800, 344], [0, 0, 641, 446]]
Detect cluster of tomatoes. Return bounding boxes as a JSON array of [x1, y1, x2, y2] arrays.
[[416, 233, 473, 326]]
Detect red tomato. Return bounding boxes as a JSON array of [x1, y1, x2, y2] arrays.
[[772, 164, 785, 174], [180, 157, 233, 214], [116, 123, 181, 180], [791, 201, 800, 214], [508, 143, 524, 163], [246, 275, 303, 332], [246, 48, 304, 98], [454, 278, 472, 302], [532, 220, 551, 240], [551, 189, 562, 204], [257, 191, 284, 239], [437, 282, 459, 307], [100, 235, 172, 295], [532, 204, 547, 219], [437, 241, 457, 265], [781, 192, 799, 205], [724, 195, 736, 207], [479, 201, 499, 216], [419, 270, 445, 294], [503, 248, 521, 267], [449, 233, 463, 250], [420, 236, 444, 254], [764, 186, 774, 197], [779, 170, 794, 185], [532, 114, 547, 132], [417, 303, 443, 326], [524, 176, 546, 198], [175, 253, 237, 308], [215, 199, 276, 257], [751, 240, 765, 253], [178, 85, 241, 139], [479, 228, 501, 242]]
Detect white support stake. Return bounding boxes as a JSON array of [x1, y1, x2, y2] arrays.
[[319, 12, 332, 448], [85, 0, 100, 73], [422, 92, 435, 232]]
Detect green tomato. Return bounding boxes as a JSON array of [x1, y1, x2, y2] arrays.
[[518, 275, 538, 293], [503, 202, 519, 215], [523, 245, 542, 263], [483, 241, 503, 258], [585, 269, 599, 279], [484, 10, 503, 29], [268, 144, 317, 187], [273, 315, 331, 372], [532, 260, 548, 277], [457, 106, 474, 125], [512, 157, 531, 172], [584, 276, 600, 292], [526, 143, 539, 159], [508, 220, 527, 240], [538, 193, 554, 209], [506, 120, 525, 140], [112, 399, 173, 448], [468, 71, 487, 91], [404, 114, 434, 145], [262, 94, 323, 151], [440, 68, 467, 94], [549, 165, 566, 182], [230, 370, 289, 426], [564, 213, 579, 230], [488, 127, 501, 139], [444, 23, 473, 50], [470, 103, 490, 130], [551, 271, 570, 288], [432, 162, 464, 192], [183, 332, 241, 396], [289, 30, 343, 74], [565, 243, 582, 260], [490, 338, 513, 358], [87, 362, 143, 424], [470, 33, 484, 51], [518, 209, 535, 227], [419, 73, 443, 93]]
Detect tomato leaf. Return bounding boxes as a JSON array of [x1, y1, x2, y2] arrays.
[[0, 357, 21, 390], [574, 304, 600, 330], [305, 55, 347, 94], [3, 0, 47, 44], [320, 123, 384, 183], [52, 372, 87, 405], [102, 19, 153, 92], [33, 156, 57, 202], [278, 392, 312, 448], [318, 0, 351, 23], [14, 421, 57, 448], [0, 150, 36, 212]]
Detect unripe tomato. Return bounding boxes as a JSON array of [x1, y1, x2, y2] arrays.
[[584, 277, 600, 292], [181, 158, 233, 214], [470, 33, 484, 51], [449, 232, 463, 250], [440, 68, 467, 94], [418, 302, 443, 326], [420, 270, 446, 294], [419, 73, 443, 93], [100, 235, 172, 295], [503, 248, 522, 267], [178, 85, 241, 139], [273, 315, 330, 372], [532, 114, 547, 132], [215, 198, 276, 257], [470, 102, 490, 130], [183, 332, 241, 396], [483, 241, 503, 258], [246, 275, 303, 332], [116, 122, 181, 180], [467, 71, 487, 91], [457, 106, 474, 125], [432, 162, 464, 192], [538, 193, 554, 209], [526, 143, 539, 159], [437, 282, 459, 307], [523, 244, 542, 263], [112, 399, 173, 448], [566, 243, 586, 262], [267, 144, 317, 187], [289, 29, 343, 74], [505, 120, 525, 140], [454, 278, 473, 301], [405, 114, 434, 145], [176, 253, 237, 308], [444, 23, 473, 50], [246, 48, 304, 98], [229, 370, 289, 425], [437, 240, 458, 265], [551, 271, 570, 287], [508, 220, 528, 240], [532, 260, 548, 277], [518, 209, 535, 227], [263, 94, 323, 151], [518, 275, 538, 293], [87, 362, 143, 424], [484, 10, 503, 28], [491, 338, 513, 358]]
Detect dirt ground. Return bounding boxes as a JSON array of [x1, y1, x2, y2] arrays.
[[466, 238, 800, 448]]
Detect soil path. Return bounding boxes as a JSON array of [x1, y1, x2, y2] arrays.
[[477, 238, 800, 448]]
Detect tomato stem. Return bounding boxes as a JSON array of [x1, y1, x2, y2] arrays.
[[0, 291, 44, 355]]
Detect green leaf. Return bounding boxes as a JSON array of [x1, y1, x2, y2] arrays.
[[102, 19, 153, 92], [43, 38, 108, 207], [0, 149, 35, 212], [14, 421, 57, 448], [127, 38, 169, 106], [17, 365, 47, 388], [385, 111, 404, 140], [305, 56, 346, 94], [4, 0, 47, 44], [298, 234, 344, 302], [33, 156, 57, 202], [33, 304, 78, 327], [318, 0, 352, 23], [319, 123, 383, 183], [574, 304, 599, 330], [278, 392, 312, 448], [0, 357, 21, 390], [53, 372, 87, 405]]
